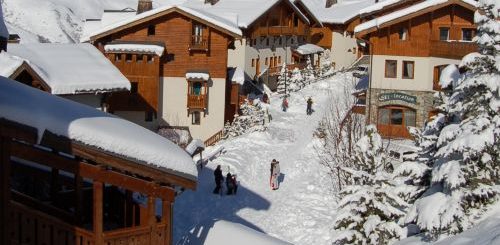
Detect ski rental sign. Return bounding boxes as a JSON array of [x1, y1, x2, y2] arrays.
[[378, 92, 417, 104]]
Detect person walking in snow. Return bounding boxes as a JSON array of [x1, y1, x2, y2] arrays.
[[226, 172, 234, 195], [270, 159, 280, 190], [306, 97, 313, 115], [213, 165, 223, 194], [231, 174, 238, 195], [281, 97, 289, 112]]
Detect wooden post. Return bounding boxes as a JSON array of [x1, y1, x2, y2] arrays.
[[0, 137, 10, 245], [75, 174, 83, 225], [93, 180, 103, 245], [50, 168, 59, 205], [162, 200, 172, 245], [148, 196, 157, 244]]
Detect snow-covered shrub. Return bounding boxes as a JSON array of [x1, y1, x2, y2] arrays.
[[405, 1, 500, 237], [289, 67, 305, 91], [224, 99, 267, 138], [333, 126, 407, 245]]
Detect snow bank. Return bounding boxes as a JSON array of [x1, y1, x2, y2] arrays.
[[228, 67, 245, 85], [0, 78, 197, 180], [177, 219, 292, 245], [7, 43, 130, 94], [355, 0, 478, 33], [186, 72, 210, 80], [104, 43, 165, 56], [0, 3, 8, 38], [0, 52, 24, 77], [439, 64, 460, 88], [185, 139, 205, 156], [295, 43, 324, 55]]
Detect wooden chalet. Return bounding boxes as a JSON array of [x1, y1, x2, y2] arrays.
[[0, 77, 197, 245], [354, 0, 478, 138], [84, 1, 242, 142]]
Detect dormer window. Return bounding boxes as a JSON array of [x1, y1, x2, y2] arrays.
[[398, 28, 408, 40]]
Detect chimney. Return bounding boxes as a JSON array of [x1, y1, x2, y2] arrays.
[[325, 0, 337, 8], [204, 0, 219, 5], [137, 0, 153, 14]]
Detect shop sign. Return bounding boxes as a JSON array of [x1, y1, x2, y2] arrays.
[[378, 92, 417, 104]]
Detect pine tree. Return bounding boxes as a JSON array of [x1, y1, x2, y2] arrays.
[[333, 125, 407, 245], [276, 63, 289, 95], [289, 67, 304, 91], [224, 99, 266, 138], [406, 1, 500, 237], [303, 56, 316, 83]]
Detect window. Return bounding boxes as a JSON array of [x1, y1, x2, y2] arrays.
[[192, 23, 204, 44], [278, 56, 281, 65], [145, 111, 154, 122], [398, 28, 408, 40], [439, 27, 449, 41], [147, 55, 154, 64], [137, 54, 144, 63], [252, 59, 255, 67], [265, 57, 268, 65], [191, 82, 202, 95], [270, 17, 279, 26], [126, 54, 133, 62], [192, 111, 201, 125], [147, 25, 155, 36], [379, 108, 391, 125], [114, 54, 122, 62], [385, 60, 397, 78], [391, 109, 403, 125], [266, 38, 269, 46], [378, 107, 416, 127], [405, 110, 416, 127], [462, 28, 474, 41], [278, 37, 282, 45], [294, 16, 299, 27], [402, 61, 414, 79], [433, 65, 448, 90], [353, 47, 357, 54], [253, 39, 257, 46], [131, 82, 138, 93]]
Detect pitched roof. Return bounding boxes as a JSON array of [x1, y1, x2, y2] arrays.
[[7, 43, 131, 95], [359, 0, 406, 16], [298, 0, 375, 24], [355, 0, 478, 34], [0, 77, 198, 182], [0, 51, 24, 77], [82, 5, 242, 42], [0, 3, 8, 39]]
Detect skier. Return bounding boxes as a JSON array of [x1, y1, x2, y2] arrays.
[[226, 172, 234, 195], [270, 159, 280, 190], [306, 97, 313, 115], [213, 165, 223, 194], [281, 96, 289, 112]]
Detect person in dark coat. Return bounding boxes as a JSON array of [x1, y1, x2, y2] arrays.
[[231, 174, 238, 195], [226, 172, 234, 195], [306, 97, 313, 115], [213, 165, 223, 194]]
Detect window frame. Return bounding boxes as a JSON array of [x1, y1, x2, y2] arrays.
[[439, 27, 449, 41], [192, 111, 201, 125], [398, 28, 408, 40], [385, 60, 397, 78], [147, 25, 156, 36], [402, 60, 415, 79], [461, 28, 474, 42]]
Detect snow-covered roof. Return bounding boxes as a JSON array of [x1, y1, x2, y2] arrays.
[[0, 3, 8, 39], [294, 43, 324, 55], [228, 67, 245, 85], [0, 77, 198, 181], [299, 0, 375, 24], [359, 0, 404, 16], [101, 10, 137, 27], [186, 72, 210, 81], [355, 0, 478, 33], [82, 5, 242, 42], [7, 43, 131, 95], [104, 43, 165, 56], [183, 0, 309, 29], [0, 52, 24, 77], [179, 220, 292, 245], [185, 139, 205, 156]]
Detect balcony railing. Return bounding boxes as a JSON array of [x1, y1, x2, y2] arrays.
[[268, 63, 307, 76], [429, 40, 478, 59], [187, 94, 206, 109], [190, 35, 208, 51]]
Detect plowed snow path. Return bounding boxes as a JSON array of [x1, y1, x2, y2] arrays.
[[174, 73, 355, 244]]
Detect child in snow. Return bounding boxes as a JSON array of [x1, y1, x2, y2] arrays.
[[282, 97, 289, 112], [270, 159, 280, 190], [226, 172, 234, 195], [213, 165, 223, 194], [306, 97, 313, 115]]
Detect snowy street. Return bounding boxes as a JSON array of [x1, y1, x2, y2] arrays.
[[174, 73, 357, 244]]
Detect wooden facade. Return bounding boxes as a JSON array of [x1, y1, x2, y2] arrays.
[[0, 118, 196, 245], [359, 3, 477, 59], [91, 8, 238, 120]]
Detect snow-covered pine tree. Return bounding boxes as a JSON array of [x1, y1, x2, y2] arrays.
[[289, 67, 304, 91], [406, 0, 500, 237], [303, 56, 315, 83], [224, 99, 266, 138], [276, 63, 289, 95], [333, 125, 406, 245]]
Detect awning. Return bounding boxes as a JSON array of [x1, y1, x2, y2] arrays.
[[228, 67, 244, 85], [104, 43, 165, 56], [294, 43, 324, 55], [186, 72, 210, 81]]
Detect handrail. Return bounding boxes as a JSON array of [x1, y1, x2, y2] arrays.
[[204, 130, 223, 147], [187, 94, 206, 109], [190, 35, 208, 50]]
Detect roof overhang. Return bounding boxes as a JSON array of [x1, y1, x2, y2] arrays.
[[294, 0, 324, 27], [247, 0, 310, 29]]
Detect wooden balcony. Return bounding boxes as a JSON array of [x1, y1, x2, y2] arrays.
[[429, 40, 478, 59], [189, 35, 208, 51], [252, 26, 307, 38], [268, 63, 307, 76], [187, 94, 206, 109]]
